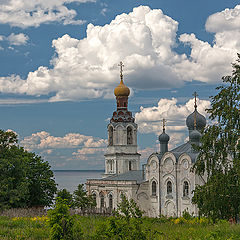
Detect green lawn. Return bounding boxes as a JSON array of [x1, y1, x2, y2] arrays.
[[0, 215, 240, 240]]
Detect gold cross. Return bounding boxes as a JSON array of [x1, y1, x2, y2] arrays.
[[193, 91, 198, 110], [118, 61, 124, 80]]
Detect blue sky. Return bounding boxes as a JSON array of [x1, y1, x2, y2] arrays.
[[0, 0, 239, 169]]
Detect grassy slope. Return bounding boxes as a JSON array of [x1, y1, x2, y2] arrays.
[[0, 215, 240, 240]]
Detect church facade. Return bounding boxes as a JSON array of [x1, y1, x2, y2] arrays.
[[86, 64, 206, 217]]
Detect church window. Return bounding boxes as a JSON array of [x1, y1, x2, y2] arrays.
[[183, 181, 189, 197], [167, 181, 172, 195], [110, 160, 113, 171], [109, 126, 113, 146], [92, 192, 96, 205], [127, 126, 133, 145], [109, 194, 113, 209], [129, 161, 132, 171], [152, 181, 157, 196], [100, 193, 104, 208]]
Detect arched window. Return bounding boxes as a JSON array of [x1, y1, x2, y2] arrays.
[[127, 126, 133, 145], [92, 192, 96, 205], [152, 181, 157, 196], [100, 193, 104, 208], [109, 194, 113, 209], [129, 161, 132, 171], [109, 126, 113, 146], [167, 181, 172, 195], [183, 181, 189, 197]]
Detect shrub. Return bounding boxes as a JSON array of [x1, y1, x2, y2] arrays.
[[48, 198, 76, 240]]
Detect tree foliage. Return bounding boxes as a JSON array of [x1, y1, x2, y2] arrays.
[[192, 54, 240, 220], [57, 189, 73, 207], [48, 198, 76, 240], [72, 184, 96, 210], [0, 130, 57, 209]]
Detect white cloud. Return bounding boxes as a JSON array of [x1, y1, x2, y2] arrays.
[[72, 147, 105, 160], [0, 5, 239, 101], [0, 33, 29, 47], [20, 131, 107, 151], [205, 5, 240, 32], [0, 0, 95, 28], [135, 97, 211, 147], [7, 33, 29, 46]]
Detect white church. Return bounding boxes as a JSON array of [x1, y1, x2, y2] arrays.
[[86, 63, 207, 217]]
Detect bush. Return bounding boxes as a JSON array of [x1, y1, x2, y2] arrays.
[[94, 195, 147, 240]]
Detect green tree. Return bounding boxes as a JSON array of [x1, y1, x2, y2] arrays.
[[57, 189, 73, 207], [73, 184, 96, 210], [0, 130, 57, 209], [48, 198, 75, 240], [192, 54, 240, 221]]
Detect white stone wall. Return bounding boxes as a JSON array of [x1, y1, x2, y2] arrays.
[[86, 180, 139, 210], [105, 122, 140, 175]]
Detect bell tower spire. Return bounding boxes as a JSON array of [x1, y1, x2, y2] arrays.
[[111, 62, 134, 122], [104, 62, 140, 177]]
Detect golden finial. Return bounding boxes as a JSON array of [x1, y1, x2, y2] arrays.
[[193, 92, 198, 129], [193, 91, 198, 110], [118, 61, 124, 81]]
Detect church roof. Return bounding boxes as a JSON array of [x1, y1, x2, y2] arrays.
[[170, 141, 199, 163], [103, 170, 144, 183]]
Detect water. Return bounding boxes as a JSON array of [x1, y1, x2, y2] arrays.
[[53, 170, 104, 193]]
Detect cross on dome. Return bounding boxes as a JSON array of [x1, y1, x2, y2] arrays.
[[118, 61, 124, 81], [193, 91, 198, 110], [162, 118, 166, 132], [192, 91, 198, 129]]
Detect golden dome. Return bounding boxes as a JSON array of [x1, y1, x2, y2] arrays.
[[114, 79, 130, 97]]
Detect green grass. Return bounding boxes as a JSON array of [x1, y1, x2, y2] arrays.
[[0, 215, 240, 240]]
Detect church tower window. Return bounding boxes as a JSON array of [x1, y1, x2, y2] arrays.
[[109, 194, 113, 209], [110, 160, 113, 171], [109, 126, 113, 146], [152, 181, 157, 196], [167, 181, 172, 195], [127, 126, 133, 145], [183, 181, 189, 197], [100, 193, 104, 208], [129, 161, 132, 171]]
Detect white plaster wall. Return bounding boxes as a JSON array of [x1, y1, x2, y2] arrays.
[[160, 153, 178, 217], [177, 154, 196, 216]]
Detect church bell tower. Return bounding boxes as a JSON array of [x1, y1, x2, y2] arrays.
[[104, 62, 140, 177]]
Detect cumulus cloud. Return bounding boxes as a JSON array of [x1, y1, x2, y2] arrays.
[[0, 0, 95, 28], [20, 131, 107, 151], [72, 147, 105, 161], [135, 97, 211, 147], [7, 33, 29, 46], [206, 5, 240, 32], [0, 33, 29, 47], [0, 5, 239, 100]]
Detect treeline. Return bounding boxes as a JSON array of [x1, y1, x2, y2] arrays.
[[0, 130, 57, 210]]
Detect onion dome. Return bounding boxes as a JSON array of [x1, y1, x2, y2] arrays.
[[159, 119, 170, 153], [186, 92, 206, 131], [159, 130, 170, 143], [186, 109, 206, 131], [189, 129, 202, 142], [114, 79, 130, 97]]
